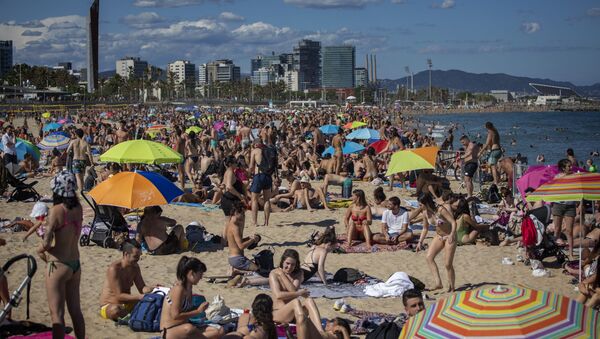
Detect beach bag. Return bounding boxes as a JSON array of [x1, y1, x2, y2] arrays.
[[205, 295, 231, 321], [521, 216, 537, 247], [253, 249, 274, 277], [333, 268, 363, 283], [408, 275, 426, 291], [186, 224, 205, 244], [486, 184, 501, 204], [258, 145, 278, 175], [365, 321, 401, 339], [128, 291, 165, 332]]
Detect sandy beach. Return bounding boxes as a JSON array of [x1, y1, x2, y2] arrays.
[[0, 173, 580, 338]]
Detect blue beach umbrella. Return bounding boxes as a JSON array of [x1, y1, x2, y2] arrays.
[[5, 138, 41, 161], [346, 128, 380, 140], [322, 141, 365, 157], [319, 124, 340, 135], [43, 122, 63, 132]]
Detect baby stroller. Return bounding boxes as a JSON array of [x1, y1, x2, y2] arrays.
[[522, 208, 567, 265], [0, 254, 37, 324], [80, 194, 129, 249], [0, 165, 40, 202]]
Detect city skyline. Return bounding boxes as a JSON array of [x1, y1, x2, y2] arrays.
[[1, 0, 599, 85]]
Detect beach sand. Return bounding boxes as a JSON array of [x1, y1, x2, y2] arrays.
[[0, 174, 579, 338]]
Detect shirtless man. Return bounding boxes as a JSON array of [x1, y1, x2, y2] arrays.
[[115, 121, 129, 144], [238, 122, 253, 149], [99, 240, 154, 321], [460, 135, 479, 197], [136, 206, 185, 255], [479, 122, 502, 185], [311, 124, 326, 157], [270, 170, 300, 206], [290, 177, 330, 211], [66, 128, 93, 192], [225, 200, 260, 274], [332, 128, 344, 175], [173, 127, 186, 190]]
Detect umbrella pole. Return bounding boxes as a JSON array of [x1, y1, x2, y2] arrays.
[[579, 198, 583, 283]]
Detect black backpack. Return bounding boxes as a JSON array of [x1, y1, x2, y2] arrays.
[[333, 268, 363, 283], [258, 145, 278, 175], [366, 321, 402, 339], [253, 249, 274, 277], [486, 184, 501, 204]]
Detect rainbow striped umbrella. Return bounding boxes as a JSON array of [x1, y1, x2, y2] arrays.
[[89, 171, 183, 209], [400, 285, 599, 338], [38, 133, 70, 150], [526, 172, 600, 202]]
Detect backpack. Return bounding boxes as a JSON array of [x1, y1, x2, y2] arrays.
[[186, 224, 206, 244], [253, 249, 275, 277], [258, 145, 278, 175], [366, 321, 402, 339], [521, 215, 537, 247], [408, 275, 425, 291], [486, 184, 501, 204], [129, 291, 165, 332], [333, 268, 363, 283]]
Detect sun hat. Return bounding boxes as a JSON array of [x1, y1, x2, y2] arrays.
[[30, 202, 49, 218], [51, 170, 78, 198], [300, 176, 310, 183]]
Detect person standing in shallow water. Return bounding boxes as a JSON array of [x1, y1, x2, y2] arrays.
[[479, 122, 502, 185]]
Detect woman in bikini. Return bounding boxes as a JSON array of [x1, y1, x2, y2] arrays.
[[414, 192, 458, 292], [344, 189, 373, 248], [160, 256, 223, 339], [454, 198, 487, 246], [302, 226, 337, 285], [223, 294, 277, 339], [37, 171, 85, 339], [184, 131, 200, 186], [270, 249, 312, 324]]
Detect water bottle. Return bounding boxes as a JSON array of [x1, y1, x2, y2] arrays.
[[342, 178, 352, 199]]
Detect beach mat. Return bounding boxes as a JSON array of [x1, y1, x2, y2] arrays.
[[334, 234, 412, 253]]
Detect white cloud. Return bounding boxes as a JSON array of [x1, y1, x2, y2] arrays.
[[521, 22, 541, 34], [432, 0, 455, 9], [391, 0, 407, 4], [283, 0, 381, 9], [133, 0, 232, 7], [120, 12, 164, 28], [232, 22, 293, 44], [587, 8, 600, 17], [219, 11, 245, 22]]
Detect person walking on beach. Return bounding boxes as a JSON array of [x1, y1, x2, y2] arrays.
[[332, 128, 344, 175], [37, 171, 85, 339], [249, 137, 277, 227], [460, 135, 479, 198], [66, 128, 93, 195], [479, 122, 502, 185]]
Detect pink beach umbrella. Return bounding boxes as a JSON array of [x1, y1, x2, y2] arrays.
[[213, 121, 225, 131], [517, 165, 587, 199]]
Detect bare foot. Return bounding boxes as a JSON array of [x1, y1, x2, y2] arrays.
[[447, 287, 455, 293], [428, 285, 443, 292], [227, 275, 243, 288]]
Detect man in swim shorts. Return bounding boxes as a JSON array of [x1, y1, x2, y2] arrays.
[[99, 239, 155, 320], [226, 200, 260, 274], [460, 135, 479, 198]]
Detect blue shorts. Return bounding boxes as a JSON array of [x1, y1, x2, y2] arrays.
[[72, 159, 86, 174], [488, 149, 502, 165], [249, 173, 272, 193]]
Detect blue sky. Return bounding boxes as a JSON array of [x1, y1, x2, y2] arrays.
[[1, 0, 599, 85]]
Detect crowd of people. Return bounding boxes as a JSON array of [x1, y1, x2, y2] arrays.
[[1, 104, 600, 338]]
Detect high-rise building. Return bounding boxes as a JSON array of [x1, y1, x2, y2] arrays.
[[87, 0, 99, 93], [198, 64, 207, 85], [58, 62, 72, 71], [354, 67, 368, 88], [116, 57, 148, 79], [252, 67, 276, 86], [168, 60, 196, 88], [284, 69, 300, 92], [321, 45, 355, 89], [0, 40, 13, 78], [293, 39, 321, 89], [205, 60, 240, 84]]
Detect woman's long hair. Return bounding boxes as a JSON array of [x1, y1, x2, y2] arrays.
[[453, 198, 470, 219], [52, 193, 80, 210], [252, 294, 277, 339], [353, 189, 367, 207], [279, 249, 300, 274]]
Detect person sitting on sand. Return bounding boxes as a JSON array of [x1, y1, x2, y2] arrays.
[[344, 189, 373, 248], [270, 170, 300, 206], [320, 173, 352, 200], [49, 148, 67, 175], [414, 192, 457, 292], [14, 201, 49, 242], [301, 226, 337, 285], [99, 239, 155, 321], [294, 301, 351, 339], [576, 256, 600, 308], [269, 249, 311, 323], [226, 200, 260, 275], [289, 176, 330, 212], [370, 186, 390, 217], [136, 205, 186, 255], [160, 256, 223, 339], [222, 294, 277, 339], [373, 197, 413, 245], [16, 153, 39, 178], [454, 198, 487, 246]]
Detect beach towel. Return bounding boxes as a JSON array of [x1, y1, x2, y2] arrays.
[[171, 202, 220, 212], [334, 234, 412, 253], [327, 199, 353, 208], [364, 272, 414, 298]]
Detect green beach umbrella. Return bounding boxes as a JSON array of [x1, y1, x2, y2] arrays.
[[100, 140, 183, 165]]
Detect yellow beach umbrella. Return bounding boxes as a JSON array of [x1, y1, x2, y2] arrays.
[[386, 146, 439, 176]]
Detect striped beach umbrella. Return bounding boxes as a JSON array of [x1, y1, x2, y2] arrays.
[[526, 172, 600, 202], [400, 285, 599, 338], [38, 133, 70, 150], [342, 121, 366, 129]]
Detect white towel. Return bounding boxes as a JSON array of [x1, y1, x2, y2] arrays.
[[364, 272, 414, 298]]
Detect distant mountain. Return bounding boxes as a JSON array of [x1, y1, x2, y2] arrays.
[[379, 69, 600, 98]]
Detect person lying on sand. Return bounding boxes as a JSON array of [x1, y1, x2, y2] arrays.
[[99, 239, 155, 321], [136, 206, 186, 255]]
